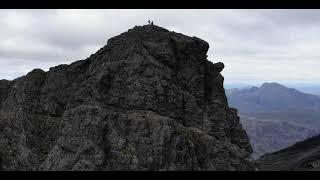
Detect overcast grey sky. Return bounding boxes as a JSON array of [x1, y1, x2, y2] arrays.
[[0, 9, 319, 86]]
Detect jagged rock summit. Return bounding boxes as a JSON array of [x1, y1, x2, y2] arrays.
[[0, 25, 254, 170]]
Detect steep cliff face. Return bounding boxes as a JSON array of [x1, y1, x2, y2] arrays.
[[0, 25, 254, 170]]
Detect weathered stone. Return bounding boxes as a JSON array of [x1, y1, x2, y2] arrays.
[[0, 25, 254, 170]]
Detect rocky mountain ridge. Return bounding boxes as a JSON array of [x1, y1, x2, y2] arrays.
[[0, 25, 254, 170], [256, 134, 320, 171]]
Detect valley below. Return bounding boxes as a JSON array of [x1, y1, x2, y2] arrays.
[[240, 114, 320, 159], [226, 83, 320, 160]]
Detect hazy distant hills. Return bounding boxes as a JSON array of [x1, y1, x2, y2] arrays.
[[227, 82, 320, 114], [240, 115, 319, 159], [226, 83, 320, 159]]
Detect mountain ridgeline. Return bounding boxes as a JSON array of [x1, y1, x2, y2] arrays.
[[226, 83, 320, 159], [256, 134, 320, 171], [0, 25, 254, 170], [227, 82, 320, 114]]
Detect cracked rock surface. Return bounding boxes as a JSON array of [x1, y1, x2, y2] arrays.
[[0, 25, 254, 170]]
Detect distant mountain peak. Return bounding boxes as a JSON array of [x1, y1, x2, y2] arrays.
[[227, 81, 320, 164], [261, 82, 286, 89], [227, 81, 320, 113]]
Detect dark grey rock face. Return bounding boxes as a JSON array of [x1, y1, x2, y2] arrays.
[[0, 80, 11, 109], [256, 134, 320, 171], [0, 25, 254, 171]]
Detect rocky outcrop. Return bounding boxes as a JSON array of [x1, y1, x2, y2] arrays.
[[256, 134, 320, 171], [0, 25, 254, 170], [0, 80, 11, 109]]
